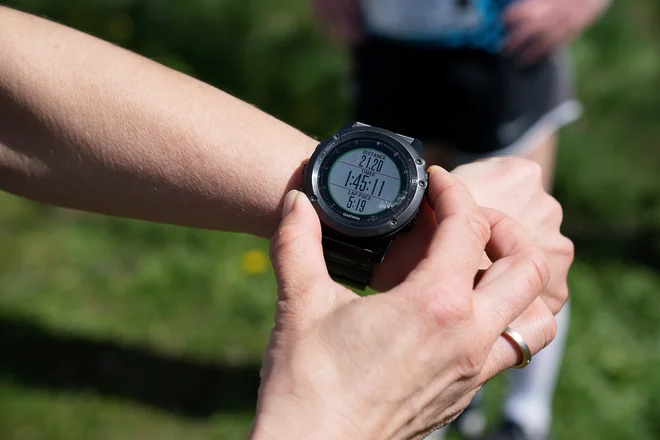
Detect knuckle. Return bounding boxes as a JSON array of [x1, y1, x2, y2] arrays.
[[542, 284, 570, 315], [498, 156, 525, 170], [507, 156, 538, 174], [273, 298, 305, 328], [455, 209, 491, 247], [555, 284, 570, 305], [547, 196, 564, 226], [269, 223, 306, 262], [543, 235, 574, 265], [456, 346, 487, 379], [526, 161, 544, 184], [524, 248, 551, 293], [559, 236, 575, 262], [511, 158, 543, 185]]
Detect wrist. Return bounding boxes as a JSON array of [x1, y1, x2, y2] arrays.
[[257, 137, 317, 239]]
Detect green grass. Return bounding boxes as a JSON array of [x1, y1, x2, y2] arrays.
[[1, 0, 659, 439]]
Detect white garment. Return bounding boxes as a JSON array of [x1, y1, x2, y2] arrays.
[[361, 0, 492, 41]]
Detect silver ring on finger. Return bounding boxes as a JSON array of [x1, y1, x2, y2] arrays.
[[501, 326, 532, 369]]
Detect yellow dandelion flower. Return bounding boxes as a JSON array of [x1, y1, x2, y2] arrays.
[[241, 249, 269, 274]]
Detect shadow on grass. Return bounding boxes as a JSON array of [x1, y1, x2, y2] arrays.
[[0, 227, 657, 421], [0, 315, 261, 418], [565, 226, 660, 272]]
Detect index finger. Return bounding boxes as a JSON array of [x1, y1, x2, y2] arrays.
[[409, 166, 491, 290], [473, 208, 551, 334]]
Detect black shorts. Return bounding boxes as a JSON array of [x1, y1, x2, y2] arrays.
[[352, 35, 581, 159]]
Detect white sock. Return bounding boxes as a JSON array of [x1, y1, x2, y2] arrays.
[[502, 301, 571, 439], [423, 428, 446, 440]]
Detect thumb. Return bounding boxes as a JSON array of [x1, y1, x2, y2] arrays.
[[270, 190, 330, 298]]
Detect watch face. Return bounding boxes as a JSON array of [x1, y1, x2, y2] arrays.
[[328, 148, 401, 215], [316, 137, 414, 225]]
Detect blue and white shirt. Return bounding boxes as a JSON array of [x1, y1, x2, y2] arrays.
[[361, 0, 516, 52]]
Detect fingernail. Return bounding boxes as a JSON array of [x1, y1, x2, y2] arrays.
[[282, 190, 299, 219]]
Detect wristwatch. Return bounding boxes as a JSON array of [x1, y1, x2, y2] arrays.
[[302, 122, 428, 290]]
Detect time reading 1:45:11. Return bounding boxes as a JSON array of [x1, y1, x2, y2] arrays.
[[344, 170, 386, 197]]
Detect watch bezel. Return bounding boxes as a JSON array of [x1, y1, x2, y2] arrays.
[[304, 125, 427, 239]]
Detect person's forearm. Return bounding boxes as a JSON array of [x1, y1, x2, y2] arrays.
[[0, 6, 317, 238]]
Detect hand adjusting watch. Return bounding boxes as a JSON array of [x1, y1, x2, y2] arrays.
[[303, 122, 428, 290]]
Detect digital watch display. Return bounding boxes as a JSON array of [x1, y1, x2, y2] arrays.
[[327, 146, 401, 216], [303, 122, 428, 289]]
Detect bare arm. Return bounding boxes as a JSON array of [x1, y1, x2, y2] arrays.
[[0, 6, 317, 238]]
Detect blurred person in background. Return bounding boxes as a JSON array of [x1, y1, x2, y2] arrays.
[[311, 1, 610, 439]]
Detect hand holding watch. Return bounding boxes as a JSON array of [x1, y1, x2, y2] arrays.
[[303, 122, 428, 289]]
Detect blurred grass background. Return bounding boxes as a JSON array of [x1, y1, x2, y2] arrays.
[[0, 0, 659, 439]]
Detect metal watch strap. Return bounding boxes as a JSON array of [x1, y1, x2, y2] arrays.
[[322, 235, 375, 290]]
